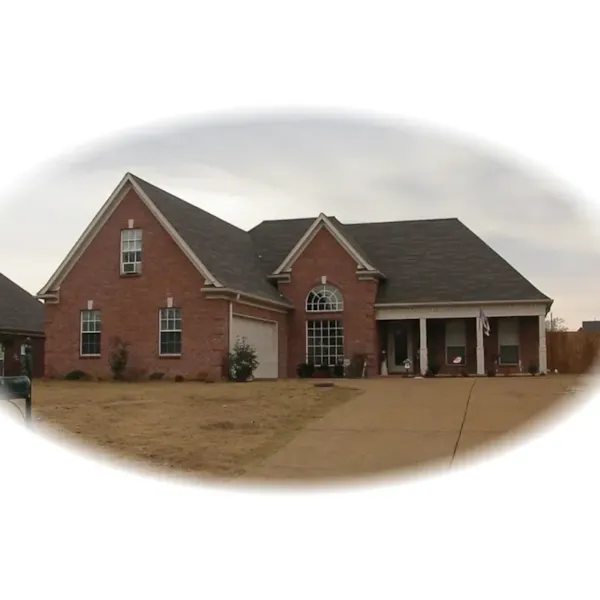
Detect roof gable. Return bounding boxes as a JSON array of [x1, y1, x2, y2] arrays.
[[0, 272, 44, 334], [269, 213, 379, 275], [37, 173, 222, 297]]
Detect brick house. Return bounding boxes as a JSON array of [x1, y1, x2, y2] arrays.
[[0, 272, 45, 377], [37, 173, 552, 379]]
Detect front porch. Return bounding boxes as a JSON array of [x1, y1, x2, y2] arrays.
[[375, 302, 548, 376]]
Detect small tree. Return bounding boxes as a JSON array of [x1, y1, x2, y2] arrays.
[[545, 316, 568, 332], [109, 336, 130, 380], [228, 337, 259, 382]]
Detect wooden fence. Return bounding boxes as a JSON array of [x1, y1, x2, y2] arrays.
[[546, 331, 600, 374]]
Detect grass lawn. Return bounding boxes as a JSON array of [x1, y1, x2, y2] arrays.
[[30, 379, 361, 479]]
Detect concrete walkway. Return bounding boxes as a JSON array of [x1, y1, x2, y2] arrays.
[[239, 376, 578, 482]]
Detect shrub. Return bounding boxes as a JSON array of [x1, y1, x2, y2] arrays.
[[174, 375, 185, 382], [332, 362, 345, 378], [487, 368, 496, 377], [123, 367, 146, 382], [346, 353, 368, 378], [149, 371, 165, 380], [297, 362, 316, 378], [109, 336, 130, 380], [461, 369, 469, 377], [228, 337, 259, 382], [528, 362, 539, 376], [64, 369, 89, 381], [425, 363, 440, 377]]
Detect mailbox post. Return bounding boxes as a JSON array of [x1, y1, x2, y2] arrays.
[[21, 338, 33, 421], [0, 338, 33, 424]]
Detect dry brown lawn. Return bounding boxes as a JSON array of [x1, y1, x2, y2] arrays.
[[31, 379, 360, 479]]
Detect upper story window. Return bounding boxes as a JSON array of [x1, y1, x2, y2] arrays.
[[306, 284, 344, 312], [120, 228, 142, 275]]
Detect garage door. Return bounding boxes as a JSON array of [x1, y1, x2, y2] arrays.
[[231, 315, 278, 379]]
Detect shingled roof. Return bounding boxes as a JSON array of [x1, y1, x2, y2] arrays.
[[133, 174, 549, 306], [581, 321, 600, 332], [0, 272, 44, 334], [42, 173, 550, 308], [247, 216, 550, 304], [130, 175, 291, 306]]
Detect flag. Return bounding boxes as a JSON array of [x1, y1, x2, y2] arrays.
[[480, 308, 490, 336]]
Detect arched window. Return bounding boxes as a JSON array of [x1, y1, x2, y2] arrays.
[[306, 284, 344, 312]]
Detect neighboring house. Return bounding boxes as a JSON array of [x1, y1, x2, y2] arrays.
[[0, 272, 45, 377], [37, 173, 553, 380], [579, 321, 600, 332]]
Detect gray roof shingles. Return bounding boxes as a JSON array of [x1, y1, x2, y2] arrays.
[[131, 174, 550, 307], [0, 272, 44, 334], [131, 175, 291, 306]]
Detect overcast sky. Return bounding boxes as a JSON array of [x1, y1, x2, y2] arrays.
[[0, 113, 597, 329]]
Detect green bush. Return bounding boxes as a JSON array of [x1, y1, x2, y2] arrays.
[[64, 369, 89, 381], [228, 337, 259, 382], [297, 362, 315, 378], [528, 362, 539, 375], [428, 363, 441, 376], [109, 336, 130, 380]]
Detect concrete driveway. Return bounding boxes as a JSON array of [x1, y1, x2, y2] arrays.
[[239, 375, 583, 482]]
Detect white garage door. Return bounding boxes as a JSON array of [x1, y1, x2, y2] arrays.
[[231, 315, 278, 379]]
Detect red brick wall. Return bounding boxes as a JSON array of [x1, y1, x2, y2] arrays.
[[44, 187, 229, 380], [278, 226, 379, 376], [230, 301, 289, 378]]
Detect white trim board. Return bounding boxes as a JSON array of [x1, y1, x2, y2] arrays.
[[376, 302, 548, 320], [37, 173, 222, 298], [271, 214, 379, 275]]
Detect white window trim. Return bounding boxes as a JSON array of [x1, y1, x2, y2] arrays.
[[158, 307, 182, 357], [306, 318, 344, 367], [80, 309, 101, 357], [120, 228, 143, 275], [498, 317, 520, 365], [445, 319, 467, 366], [305, 284, 344, 313]]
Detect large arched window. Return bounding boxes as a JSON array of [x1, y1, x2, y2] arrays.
[[305, 284, 344, 313]]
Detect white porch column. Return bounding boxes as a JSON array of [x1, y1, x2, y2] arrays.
[[476, 315, 485, 375], [538, 314, 548, 374], [419, 317, 428, 375]]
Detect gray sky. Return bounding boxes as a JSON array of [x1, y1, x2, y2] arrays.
[[0, 113, 597, 329]]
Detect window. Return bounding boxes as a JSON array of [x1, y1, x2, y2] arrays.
[[159, 307, 182, 356], [445, 319, 466, 365], [498, 318, 519, 365], [81, 310, 101, 356], [120, 228, 142, 274], [306, 284, 344, 312], [307, 320, 344, 367]]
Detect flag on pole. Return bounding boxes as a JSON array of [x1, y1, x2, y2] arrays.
[[480, 308, 490, 336]]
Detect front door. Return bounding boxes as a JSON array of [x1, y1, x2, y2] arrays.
[[387, 325, 413, 373]]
